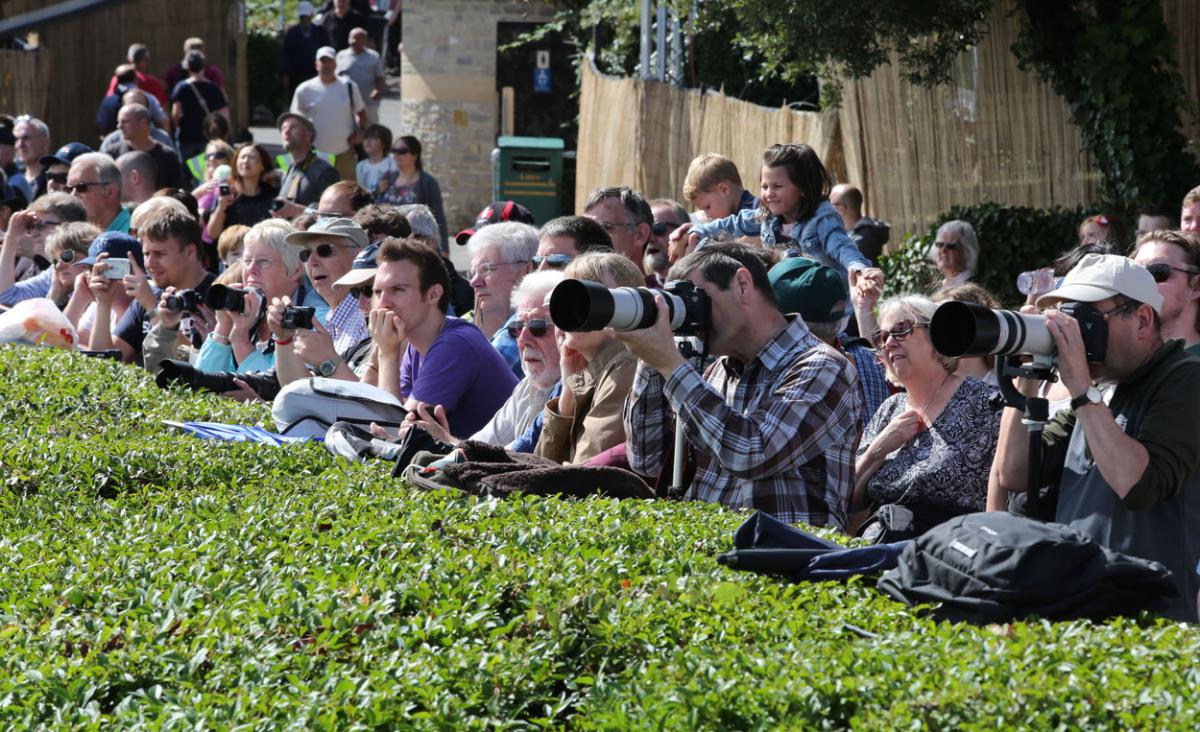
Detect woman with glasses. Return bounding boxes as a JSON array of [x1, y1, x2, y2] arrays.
[[535, 251, 642, 465], [850, 294, 1002, 538], [931, 219, 979, 292], [377, 135, 448, 249]]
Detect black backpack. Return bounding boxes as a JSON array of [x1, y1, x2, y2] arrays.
[[876, 512, 1177, 624]]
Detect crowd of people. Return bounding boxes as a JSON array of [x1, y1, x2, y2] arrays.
[[1, 17, 1199, 623]]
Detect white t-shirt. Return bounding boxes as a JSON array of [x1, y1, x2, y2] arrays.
[[79, 302, 123, 338], [357, 156, 397, 196], [291, 75, 365, 156]]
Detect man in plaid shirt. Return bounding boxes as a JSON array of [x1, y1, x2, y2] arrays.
[[619, 244, 862, 529]]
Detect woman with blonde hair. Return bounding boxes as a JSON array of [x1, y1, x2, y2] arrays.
[[535, 251, 643, 465], [851, 294, 1001, 538]]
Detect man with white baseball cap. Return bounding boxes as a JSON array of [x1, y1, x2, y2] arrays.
[[991, 253, 1200, 621], [289, 44, 367, 183]]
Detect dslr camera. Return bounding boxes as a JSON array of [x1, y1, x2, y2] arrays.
[[163, 288, 203, 313], [548, 278, 710, 336], [930, 300, 1109, 365], [205, 284, 262, 314], [280, 306, 316, 330]]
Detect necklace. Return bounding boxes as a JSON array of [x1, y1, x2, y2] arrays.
[[909, 371, 956, 425]]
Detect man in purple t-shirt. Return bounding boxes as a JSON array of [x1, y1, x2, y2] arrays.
[[370, 237, 517, 437]]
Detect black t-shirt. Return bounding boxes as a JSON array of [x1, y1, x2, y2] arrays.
[[169, 79, 228, 147], [108, 140, 182, 190], [224, 187, 279, 229], [322, 10, 368, 50], [116, 271, 217, 360]]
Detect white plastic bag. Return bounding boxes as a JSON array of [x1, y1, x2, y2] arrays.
[[0, 298, 80, 350]]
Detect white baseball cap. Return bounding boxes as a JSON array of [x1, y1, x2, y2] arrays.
[[316, 46, 336, 62], [1037, 253, 1163, 313]]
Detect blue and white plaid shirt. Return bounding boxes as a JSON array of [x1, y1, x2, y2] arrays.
[[324, 294, 368, 356]]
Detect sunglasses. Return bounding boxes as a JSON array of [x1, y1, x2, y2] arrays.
[[532, 253, 574, 269], [299, 242, 349, 262], [45, 172, 68, 185], [350, 285, 373, 300], [206, 153, 231, 161], [29, 219, 61, 232], [64, 182, 105, 194], [507, 318, 551, 339], [934, 241, 960, 251], [390, 147, 411, 155], [1145, 262, 1199, 283], [54, 249, 78, 265], [651, 221, 685, 237], [870, 320, 928, 350]]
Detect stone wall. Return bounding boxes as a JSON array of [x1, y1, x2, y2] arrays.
[[399, 0, 555, 245]]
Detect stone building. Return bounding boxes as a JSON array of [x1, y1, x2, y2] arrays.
[[399, 0, 558, 247]]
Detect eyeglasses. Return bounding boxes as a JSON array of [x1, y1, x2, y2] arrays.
[[596, 221, 635, 234], [870, 320, 928, 350], [507, 318, 551, 338], [45, 172, 68, 185], [469, 260, 529, 278], [29, 219, 62, 232], [934, 241, 960, 251], [532, 253, 574, 269], [651, 221, 685, 237], [241, 256, 278, 270], [302, 208, 347, 220], [299, 242, 350, 262], [65, 182, 105, 194], [1144, 262, 1199, 283], [350, 285, 374, 300], [390, 147, 411, 155]]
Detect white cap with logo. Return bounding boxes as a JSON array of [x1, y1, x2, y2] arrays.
[[1036, 253, 1163, 313]]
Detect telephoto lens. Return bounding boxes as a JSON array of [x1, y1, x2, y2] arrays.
[[548, 279, 709, 335], [930, 300, 1109, 363]]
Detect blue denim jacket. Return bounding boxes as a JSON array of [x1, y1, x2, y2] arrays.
[[693, 200, 870, 278]]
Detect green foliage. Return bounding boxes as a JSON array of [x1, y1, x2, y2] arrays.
[[246, 31, 288, 120], [1011, 0, 1200, 208], [1, 346, 1198, 728], [881, 201, 1094, 306]]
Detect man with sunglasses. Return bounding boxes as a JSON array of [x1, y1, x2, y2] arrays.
[[66, 153, 130, 234], [532, 215, 612, 273], [0, 193, 86, 306], [646, 199, 690, 285], [991, 254, 1200, 621], [1132, 230, 1200, 355]]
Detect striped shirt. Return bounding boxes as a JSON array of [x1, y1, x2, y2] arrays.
[[625, 316, 862, 529]]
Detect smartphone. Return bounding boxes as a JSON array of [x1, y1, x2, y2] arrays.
[[270, 198, 286, 212], [105, 257, 131, 280]]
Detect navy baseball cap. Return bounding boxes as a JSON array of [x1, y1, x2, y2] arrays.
[[40, 142, 93, 169], [333, 242, 380, 289], [80, 231, 145, 269]]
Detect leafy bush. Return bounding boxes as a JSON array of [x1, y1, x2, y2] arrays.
[[880, 201, 1099, 306], [247, 31, 288, 122], [0, 345, 1197, 729]]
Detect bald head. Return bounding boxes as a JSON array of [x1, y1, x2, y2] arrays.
[[829, 184, 863, 229], [117, 103, 152, 145]]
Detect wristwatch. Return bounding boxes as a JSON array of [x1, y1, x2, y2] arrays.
[[317, 356, 342, 377], [1070, 385, 1103, 411]]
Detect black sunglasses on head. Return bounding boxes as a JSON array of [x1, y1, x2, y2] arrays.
[[507, 318, 550, 339], [299, 242, 344, 262]]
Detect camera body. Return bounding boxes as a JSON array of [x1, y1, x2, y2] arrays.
[[280, 306, 316, 330], [930, 300, 1109, 364], [205, 284, 261, 314], [219, 184, 231, 197], [548, 278, 711, 336], [163, 288, 203, 313], [104, 257, 130, 280]]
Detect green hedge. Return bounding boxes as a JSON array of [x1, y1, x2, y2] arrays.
[[0, 346, 1197, 728], [880, 201, 1103, 306]]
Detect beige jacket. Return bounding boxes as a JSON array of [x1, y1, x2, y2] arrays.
[[535, 339, 637, 465]]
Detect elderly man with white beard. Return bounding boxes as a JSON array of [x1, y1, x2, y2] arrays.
[[404, 269, 565, 448]]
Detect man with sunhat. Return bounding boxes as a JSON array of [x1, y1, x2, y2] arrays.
[[768, 256, 888, 423], [274, 111, 340, 218], [990, 253, 1200, 622]]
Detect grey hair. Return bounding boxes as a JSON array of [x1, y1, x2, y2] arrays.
[[72, 152, 122, 186], [935, 219, 979, 272], [14, 116, 49, 138], [876, 293, 957, 381], [393, 204, 438, 240], [467, 221, 539, 264], [245, 219, 303, 277], [511, 269, 565, 311]]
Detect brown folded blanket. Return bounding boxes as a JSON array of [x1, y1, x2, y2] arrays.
[[404, 440, 654, 500]]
